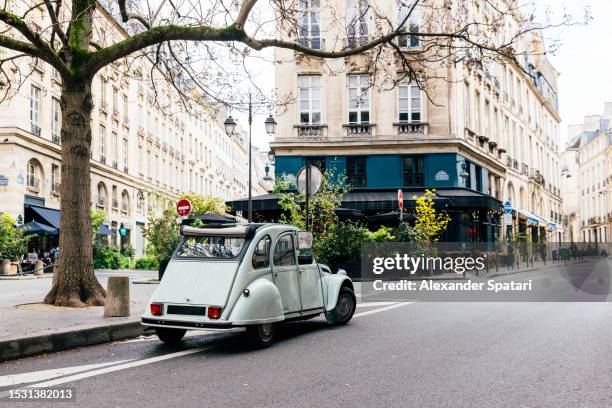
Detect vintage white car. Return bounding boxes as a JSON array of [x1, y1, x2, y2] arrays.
[[142, 222, 356, 346]]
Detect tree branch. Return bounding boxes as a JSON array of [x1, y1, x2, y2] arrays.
[[43, 0, 69, 47], [235, 0, 258, 30], [117, 0, 151, 29], [0, 34, 46, 58], [0, 9, 67, 72]]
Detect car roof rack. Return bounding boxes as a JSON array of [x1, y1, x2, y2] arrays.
[[181, 213, 238, 228]]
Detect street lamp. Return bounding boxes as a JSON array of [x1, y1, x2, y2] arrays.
[[263, 163, 273, 181], [264, 114, 277, 135], [225, 93, 277, 223], [223, 115, 237, 136], [267, 150, 275, 164], [459, 161, 469, 181]]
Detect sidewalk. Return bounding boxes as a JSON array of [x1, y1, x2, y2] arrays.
[[0, 270, 158, 362]]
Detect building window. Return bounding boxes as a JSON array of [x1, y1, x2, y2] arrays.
[[99, 125, 106, 162], [122, 138, 128, 171], [121, 190, 129, 214], [51, 164, 60, 193], [402, 156, 424, 186], [30, 85, 40, 127], [397, 1, 420, 47], [398, 82, 421, 122], [347, 156, 366, 188], [348, 75, 370, 124], [97, 183, 107, 207], [137, 192, 145, 215], [26, 159, 41, 190], [51, 97, 61, 138], [123, 94, 128, 118], [111, 131, 118, 167], [347, 0, 369, 48], [100, 79, 107, 106], [299, 75, 322, 124], [298, 0, 321, 49]]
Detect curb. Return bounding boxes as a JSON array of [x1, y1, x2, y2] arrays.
[[0, 320, 153, 363]]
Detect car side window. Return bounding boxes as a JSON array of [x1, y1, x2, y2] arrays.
[[273, 234, 296, 266], [252, 235, 271, 269]]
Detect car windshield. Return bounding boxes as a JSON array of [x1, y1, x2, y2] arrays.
[[177, 236, 246, 259]]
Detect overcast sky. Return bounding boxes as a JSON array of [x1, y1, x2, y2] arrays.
[[535, 0, 611, 146], [245, 0, 609, 150]]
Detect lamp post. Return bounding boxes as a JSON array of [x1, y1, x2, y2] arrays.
[[224, 93, 277, 223]]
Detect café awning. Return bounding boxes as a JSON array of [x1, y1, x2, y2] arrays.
[[26, 205, 60, 229], [19, 221, 58, 236]]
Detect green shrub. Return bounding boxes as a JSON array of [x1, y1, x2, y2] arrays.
[[367, 226, 395, 242], [0, 214, 31, 261], [134, 255, 160, 271], [314, 222, 371, 273], [394, 222, 419, 243], [93, 246, 130, 270]]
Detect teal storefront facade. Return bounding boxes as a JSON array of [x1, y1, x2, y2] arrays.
[[274, 153, 489, 193], [228, 153, 502, 243]]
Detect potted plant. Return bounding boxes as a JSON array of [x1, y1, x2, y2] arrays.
[[0, 214, 30, 275]]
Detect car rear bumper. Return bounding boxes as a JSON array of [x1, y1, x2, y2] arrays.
[[142, 317, 233, 330]]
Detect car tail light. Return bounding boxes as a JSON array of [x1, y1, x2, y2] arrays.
[[150, 303, 163, 316], [208, 306, 222, 319]]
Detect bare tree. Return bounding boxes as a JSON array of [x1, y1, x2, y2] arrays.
[[0, 0, 580, 306]]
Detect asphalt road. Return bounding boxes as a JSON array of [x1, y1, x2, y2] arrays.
[[1, 263, 612, 407]]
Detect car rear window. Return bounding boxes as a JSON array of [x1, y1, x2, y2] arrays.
[[177, 236, 246, 259]]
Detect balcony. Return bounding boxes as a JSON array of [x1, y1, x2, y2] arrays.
[[343, 123, 375, 137], [112, 161, 118, 169], [123, 166, 129, 173], [394, 122, 428, 136], [506, 156, 513, 167], [31, 123, 41, 137], [112, 108, 120, 117], [51, 133, 61, 144], [100, 155, 106, 164], [294, 124, 327, 139], [96, 196, 105, 207], [51, 182, 61, 195], [100, 101, 107, 111], [26, 176, 40, 192], [112, 199, 119, 209], [123, 116, 129, 125], [521, 163, 529, 176]]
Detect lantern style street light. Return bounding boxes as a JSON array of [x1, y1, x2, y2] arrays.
[[224, 93, 277, 223]]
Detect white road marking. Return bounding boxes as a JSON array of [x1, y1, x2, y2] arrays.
[[354, 302, 414, 318], [26, 346, 215, 388], [0, 360, 133, 387], [357, 301, 399, 308], [3, 302, 414, 390]]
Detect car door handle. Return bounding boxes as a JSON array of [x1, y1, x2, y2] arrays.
[[299, 268, 305, 273]]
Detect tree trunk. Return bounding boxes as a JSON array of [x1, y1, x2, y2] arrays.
[[44, 78, 106, 307]]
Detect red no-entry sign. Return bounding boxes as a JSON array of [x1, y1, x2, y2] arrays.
[[176, 198, 192, 217], [398, 189, 404, 210]]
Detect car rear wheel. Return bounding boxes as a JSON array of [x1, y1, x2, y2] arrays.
[[326, 286, 356, 325], [245, 323, 276, 347], [155, 328, 186, 345]]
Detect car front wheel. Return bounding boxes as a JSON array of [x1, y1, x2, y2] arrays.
[[245, 323, 276, 347], [326, 286, 356, 325], [155, 328, 186, 345]]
